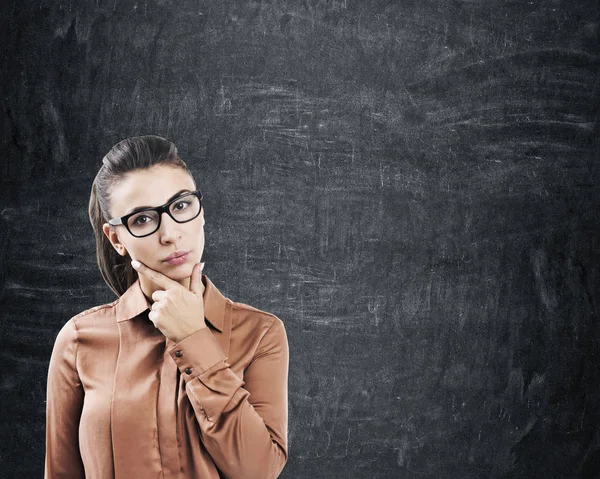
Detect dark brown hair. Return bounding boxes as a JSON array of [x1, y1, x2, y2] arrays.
[[89, 135, 193, 297]]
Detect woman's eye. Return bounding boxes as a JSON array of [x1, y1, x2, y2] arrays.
[[173, 200, 190, 211], [132, 214, 152, 225]]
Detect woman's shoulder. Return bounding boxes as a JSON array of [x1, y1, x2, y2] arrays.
[[73, 299, 120, 319], [73, 297, 119, 319], [52, 298, 121, 350], [63, 297, 120, 333], [229, 300, 287, 345], [230, 300, 283, 325]]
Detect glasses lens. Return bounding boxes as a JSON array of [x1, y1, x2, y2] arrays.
[[169, 193, 201, 222], [127, 210, 160, 237]]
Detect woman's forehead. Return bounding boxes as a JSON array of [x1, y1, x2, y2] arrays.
[[109, 165, 196, 214]]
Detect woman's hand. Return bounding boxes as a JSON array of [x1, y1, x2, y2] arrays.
[[131, 260, 206, 343]]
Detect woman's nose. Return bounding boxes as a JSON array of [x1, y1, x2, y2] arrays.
[[158, 212, 181, 242]]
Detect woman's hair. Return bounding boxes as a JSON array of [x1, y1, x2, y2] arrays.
[[89, 135, 193, 297]]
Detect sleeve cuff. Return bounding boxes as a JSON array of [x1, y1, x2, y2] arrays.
[[168, 327, 227, 379]]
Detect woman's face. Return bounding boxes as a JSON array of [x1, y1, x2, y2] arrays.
[[102, 164, 205, 291]]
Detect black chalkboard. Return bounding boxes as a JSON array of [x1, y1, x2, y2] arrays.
[[1, 1, 600, 477]]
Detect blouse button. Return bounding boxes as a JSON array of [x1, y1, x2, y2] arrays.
[[185, 367, 193, 375], [175, 350, 183, 358]]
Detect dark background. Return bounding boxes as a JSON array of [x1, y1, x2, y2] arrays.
[[1, 0, 599, 477]]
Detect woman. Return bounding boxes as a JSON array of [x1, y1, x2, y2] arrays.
[[45, 135, 289, 478]]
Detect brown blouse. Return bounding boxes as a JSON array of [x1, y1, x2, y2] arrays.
[[45, 275, 289, 478]]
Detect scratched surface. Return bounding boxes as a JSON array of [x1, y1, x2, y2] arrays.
[[1, 0, 600, 477]]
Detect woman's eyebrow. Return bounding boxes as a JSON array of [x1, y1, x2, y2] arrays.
[[127, 189, 192, 215]]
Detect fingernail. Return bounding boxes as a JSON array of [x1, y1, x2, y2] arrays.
[[200, 262, 205, 271], [131, 260, 140, 269]]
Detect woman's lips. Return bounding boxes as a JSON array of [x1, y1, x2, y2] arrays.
[[164, 251, 190, 266]]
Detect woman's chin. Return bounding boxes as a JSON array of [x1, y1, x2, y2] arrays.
[[167, 263, 197, 279]]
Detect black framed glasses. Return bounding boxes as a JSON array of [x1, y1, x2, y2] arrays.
[[108, 190, 203, 238]]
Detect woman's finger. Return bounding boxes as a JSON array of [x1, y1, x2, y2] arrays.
[[152, 289, 167, 302], [131, 260, 180, 290], [188, 262, 204, 294]]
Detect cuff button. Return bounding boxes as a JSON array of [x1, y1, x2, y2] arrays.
[[184, 367, 193, 375], [175, 350, 183, 358]]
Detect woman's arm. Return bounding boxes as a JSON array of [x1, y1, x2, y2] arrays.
[[45, 319, 85, 479], [130, 260, 288, 477], [168, 315, 289, 479]]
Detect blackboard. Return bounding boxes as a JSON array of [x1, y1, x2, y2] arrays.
[[1, 1, 599, 477]]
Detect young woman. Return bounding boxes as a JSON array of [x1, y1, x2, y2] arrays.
[[45, 135, 289, 478]]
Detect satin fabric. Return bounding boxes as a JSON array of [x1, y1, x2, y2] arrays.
[[45, 274, 289, 478]]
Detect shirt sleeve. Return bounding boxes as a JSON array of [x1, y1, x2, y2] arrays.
[[168, 317, 289, 479], [45, 319, 86, 479]]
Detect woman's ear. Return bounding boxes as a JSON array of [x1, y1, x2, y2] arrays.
[[102, 223, 127, 256]]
